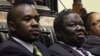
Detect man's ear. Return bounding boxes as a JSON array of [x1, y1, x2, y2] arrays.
[[8, 21, 16, 32]]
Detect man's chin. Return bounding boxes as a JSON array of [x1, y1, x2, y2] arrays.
[[25, 38, 38, 43], [32, 38, 38, 41], [25, 36, 39, 43], [31, 36, 39, 41]]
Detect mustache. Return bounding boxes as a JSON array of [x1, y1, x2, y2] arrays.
[[75, 29, 88, 35], [40, 31, 50, 34]]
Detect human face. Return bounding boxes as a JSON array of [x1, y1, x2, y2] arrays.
[[12, 5, 40, 43], [62, 13, 86, 47], [88, 13, 100, 36]]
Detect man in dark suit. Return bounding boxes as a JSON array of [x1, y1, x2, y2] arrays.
[[82, 12, 100, 56], [0, 3, 51, 56], [49, 9, 93, 56]]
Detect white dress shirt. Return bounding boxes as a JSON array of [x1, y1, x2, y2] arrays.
[[12, 37, 33, 53]]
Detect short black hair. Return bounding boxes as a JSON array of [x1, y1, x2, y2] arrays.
[[7, 3, 32, 24], [54, 9, 75, 33], [7, 3, 33, 35]]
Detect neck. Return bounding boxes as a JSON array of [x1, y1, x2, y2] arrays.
[[12, 35, 34, 44]]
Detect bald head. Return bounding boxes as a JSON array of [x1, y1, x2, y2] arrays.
[[87, 12, 100, 36], [88, 12, 100, 25]]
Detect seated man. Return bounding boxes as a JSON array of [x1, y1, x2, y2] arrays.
[[0, 3, 51, 56], [82, 12, 100, 56], [49, 9, 94, 56]]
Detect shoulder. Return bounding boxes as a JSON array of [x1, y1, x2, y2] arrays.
[[49, 43, 65, 51], [89, 46, 100, 56], [49, 43, 67, 52], [86, 35, 100, 40], [0, 39, 17, 47], [49, 43, 73, 56], [0, 38, 28, 52], [0, 39, 21, 51], [84, 35, 100, 45], [0, 39, 33, 56], [49, 43, 59, 49], [0, 40, 22, 56]]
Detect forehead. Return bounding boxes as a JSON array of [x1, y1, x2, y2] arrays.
[[89, 13, 100, 23], [15, 4, 38, 16], [63, 13, 82, 22]]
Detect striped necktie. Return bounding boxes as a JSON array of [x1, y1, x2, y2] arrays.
[[77, 48, 88, 56], [34, 45, 43, 56]]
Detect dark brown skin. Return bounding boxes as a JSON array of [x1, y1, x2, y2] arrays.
[[59, 13, 86, 47], [87, 12, 100, 36], [9, 4, 40, 43]]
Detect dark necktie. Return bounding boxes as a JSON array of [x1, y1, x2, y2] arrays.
[[33, 45, 43, 56], [77, 48, 88, 56]]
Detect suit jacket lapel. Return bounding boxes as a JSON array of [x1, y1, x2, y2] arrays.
[[34, 42, 51, 56]]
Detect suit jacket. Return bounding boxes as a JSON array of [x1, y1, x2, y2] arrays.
[[82, 35, 100, 56], [49, 42, 82, 56], [82, 35, 100, 50], [0, 37, 51, 56]]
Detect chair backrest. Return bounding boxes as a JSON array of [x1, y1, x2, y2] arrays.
[[0, 22, 8, 43], [39, 26, 57, 47], [0, 25, 57, 47]]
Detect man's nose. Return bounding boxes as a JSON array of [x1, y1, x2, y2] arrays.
[[76, 25, 84, 30], [31, 19, 39, 27], [76, 25, 87, 34]]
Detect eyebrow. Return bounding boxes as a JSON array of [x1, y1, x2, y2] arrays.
[[24, 15, 40, 18]]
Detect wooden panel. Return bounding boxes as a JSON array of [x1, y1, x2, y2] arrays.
[[39, 16, 55, 26], [0, 11, 7, 23]]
